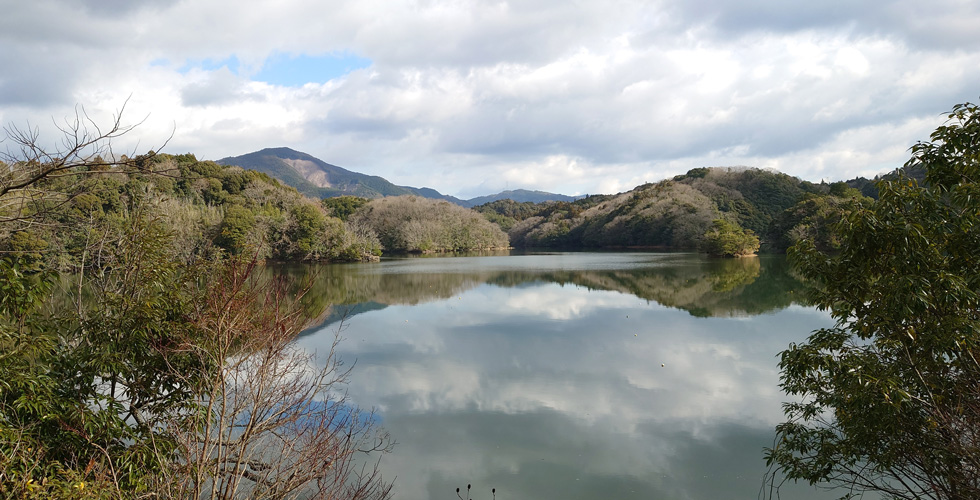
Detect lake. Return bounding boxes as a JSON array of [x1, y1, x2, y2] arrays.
[[290, 251, 840, 500]]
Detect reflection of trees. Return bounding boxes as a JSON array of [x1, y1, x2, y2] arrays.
[[540, 258, 763, 318], [274, 264, 490, 335], [715, 255, 807, 315], [287, 255, 805, 332], [491, 256, 802, 317], [277, 263, 487, 306]]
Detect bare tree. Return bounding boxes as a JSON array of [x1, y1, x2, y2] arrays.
[[158, 258, 394, 500], [0, 99, 168, 225]]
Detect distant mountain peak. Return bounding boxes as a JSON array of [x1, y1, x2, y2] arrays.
[[217, 148, 463, 204], [253, 147, 319, 161], [218, 147, 581, 207], [465, 189, 583, 206]]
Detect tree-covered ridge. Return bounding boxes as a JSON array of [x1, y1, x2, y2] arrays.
[[471, 198, 572, 234], [0, 151, 387, 267], [351, 195, 510, 253], [0, 151, 515, 268], [841, 162, 928, 199], [207, 149, 897, 258], [162, 153, 386, 262], [206, 150, 874, 257], [475, 166, 867, 255], [672, 166, 824, 235]]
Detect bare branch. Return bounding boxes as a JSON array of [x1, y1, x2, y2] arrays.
[[0, 99, 173, 227], [156, 258, 394, 500]]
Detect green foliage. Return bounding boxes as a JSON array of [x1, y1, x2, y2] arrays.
[[766, 193, 870, 253], [56, 214, 203, 489], [473, 199, 544, 222], [478, 211, 518, 232], [508, 168, 812, 251], [0, 435, 117, 500], [288, 202, 329, 258], [1, 206, 391, 498], [0, 150, 381, 266], [702, 219, 760, 257], [0, 117, 393, 498], [675, 167, 710, 179], [766, 103, 980, 499], [680, 167, 808, 235], [2, 230, 49, 271], [352, 196, 509, 253], [0, 214, 204, 497], [217, 204, 256, 254], [322, 195, 370, 221], [510, 181, 718, 249], [828, 181, 861, 198], [472, 199, 548, 232], [0, 257, 57, 418]]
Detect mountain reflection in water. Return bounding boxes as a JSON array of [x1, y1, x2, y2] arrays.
[[281, 252, 805, 337], [286, 252, 843, 500]]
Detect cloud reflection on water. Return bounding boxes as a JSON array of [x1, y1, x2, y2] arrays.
[[296, 254, 839, 499]]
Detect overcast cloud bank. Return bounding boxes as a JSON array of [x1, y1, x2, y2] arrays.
[[1, 0, 978, 198]]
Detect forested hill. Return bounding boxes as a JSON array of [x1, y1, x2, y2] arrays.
[[479, 166, 871, 253], [0, 152, 509, 268]]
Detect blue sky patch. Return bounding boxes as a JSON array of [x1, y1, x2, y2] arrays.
[[174, 56, 241, 75], [164, 53, 369, 86], [254, 52, 372, 86]]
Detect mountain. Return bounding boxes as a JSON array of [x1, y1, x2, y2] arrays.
[[463, 189, 583, 207], [218, 147, 582, 206], [217, 147, 463, 203]]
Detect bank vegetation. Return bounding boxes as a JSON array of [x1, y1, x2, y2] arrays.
[[0, 109, 394, 499]]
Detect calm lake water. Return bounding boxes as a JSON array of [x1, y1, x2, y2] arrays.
[[290, 251, 840, 500]]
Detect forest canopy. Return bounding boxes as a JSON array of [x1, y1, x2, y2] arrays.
[[766, 102, 980, 499], [0, 111, 394, 499], [479, 166, 861, 255], [351, 195, 509, 253]]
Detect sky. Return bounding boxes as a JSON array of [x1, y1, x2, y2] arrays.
[[1, 0, 979, 199]]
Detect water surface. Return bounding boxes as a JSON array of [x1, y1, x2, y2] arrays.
[[294, 252, 838, 500]]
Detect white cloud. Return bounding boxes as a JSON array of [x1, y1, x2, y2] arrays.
[[3, 0, 980, 197], [302, 282, 832, 425], [289, 260, 841, 499]]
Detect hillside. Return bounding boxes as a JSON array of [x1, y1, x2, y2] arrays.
[[218, 147, 463, 203], [1, 151, 516, 269], [499, 167, 843, 251], [214, 149, 870, 254], [218, 148, 581, 206], [463, 189, 583, 207]]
